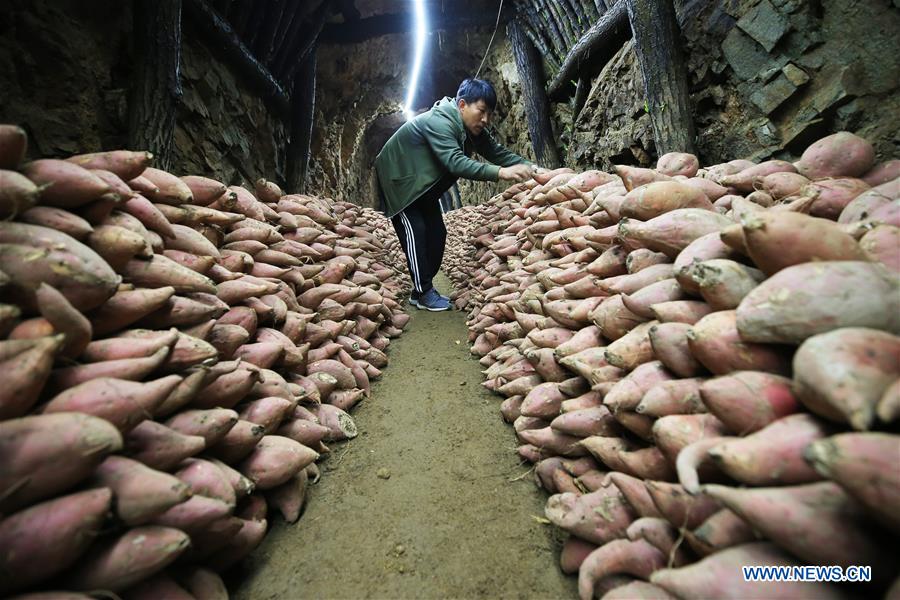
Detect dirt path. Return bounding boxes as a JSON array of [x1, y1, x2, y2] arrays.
[[233, 275, 576, 600]]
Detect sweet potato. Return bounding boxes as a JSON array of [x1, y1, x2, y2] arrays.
[[209, 457, 255, 499], [206, 419, 266, 464], [0, 487, 112, 594], [621, 279, 685, 319], [804, 177, 871, 219], [708, 413, 829, 486], [619, 209, 732, 258], [179, 567, 229, 600], [637, 378, 705, 417], [50, 346, 170, 392], [644, 481, 719, 530], [626, 518, 690, 565], [0, 222, 119, 312], [718, 160, 798, 193], [551, 406, 620, 438], [590, 295, 647, 341], [87, 285, 175, 335], [91, 455, 190, 525], [578, 539, 666, 600], [705, 482, 893, 580], [795, 131, 875, 179], [20, 206, 93, 240], [614, 165, 673, 191], [66, 526, 190, 592], [150, 495, 232, 541], [602, 264, 676, 296], [687, 310, 792, 375], [859, 224, 900, 272], [44, 375, 181, 432], [686, 508, 758, 557], [699, 371, 799, 434], [651, 542, 846, 599], [0, 334, 64, 419], [648, 322, 702, 378], [741, 211, 867, 275], [0, 170, 40, 219], [180, 175, 227, 205], [67, 150, 152, 181], [175, 458, 237, 509], [674, 232, 735, 295], [649, 300, 713, 324], [165, 408, 239, 446], [804, 432, 900, 532], [689, 259, 764, 310], [736, 261, 900, 343], [0, 124, 27, 168], [560, 536, 599, 574], [0, 412, 122, 512], [545, 487, 636, 545], [204, 517, 267, 571], [656, 152, 699, 177], [141, 167, 193, 204], [793, 327, 900, 430], [22, 159, 111, 207], [601, 581, 676, 599], [620, 181, 714, 220], [265, 470, 309, 523], [756, 171, 809, 200], [122, 194, 176, 238], [605, 320, 658, 371], [125, 420, 205, 470], [193, 362, 262, 409], [604, 361, 673, 412], [651, 414, 729, 465], [625, 249, 670, 274], [123, 254, 216, 294]]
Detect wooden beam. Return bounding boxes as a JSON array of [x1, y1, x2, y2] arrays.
[[546, 0, 631, 100], [254, 0, 286, 61], [320, 11, 509, 44], [183, 0, 290, 118], [508, 19, 561, 168], [278, 0, 333, 82], [624, 0, 695, 154], [128, 0, 182, 170], [572, 74, 590, 122], [287, 47, 317, 193]]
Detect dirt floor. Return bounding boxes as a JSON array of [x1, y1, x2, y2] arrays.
[[232, 275, 577, 600]]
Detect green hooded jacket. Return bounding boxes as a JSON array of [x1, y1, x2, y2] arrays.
[[375, 96, 530, 217]]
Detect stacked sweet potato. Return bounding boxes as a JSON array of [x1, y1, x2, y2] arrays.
[[445, 132, 900, 599], [0, 124, 410, 598]]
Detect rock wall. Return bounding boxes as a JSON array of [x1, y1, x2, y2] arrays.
[[545, 0, 900, 169], [0, 0, 287, 187]]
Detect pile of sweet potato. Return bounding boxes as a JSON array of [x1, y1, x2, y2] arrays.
[[446, 132, 900, 599], [0, 124, 410, 598]]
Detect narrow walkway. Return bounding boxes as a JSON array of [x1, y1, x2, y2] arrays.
[[233, 275, 577, 600]]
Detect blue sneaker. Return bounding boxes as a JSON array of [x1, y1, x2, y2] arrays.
[[410, 290, 449, 306], [417, 288, 451, 311]]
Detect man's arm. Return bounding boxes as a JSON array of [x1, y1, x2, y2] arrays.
[[419, 116, 501, 181], [474, 129, 532, 168]]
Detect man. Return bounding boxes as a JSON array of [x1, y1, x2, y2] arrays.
[[375, 78, 537, 311]]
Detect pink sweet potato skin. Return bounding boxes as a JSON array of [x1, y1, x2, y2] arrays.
[[735, 261, 900, 344], [0, 413, 122, 513], [795, 131, 875, 180], [65, 526, 191, 593], [0, 488, 112, 594], [792, 327, 900, 431], [804, 432, 900, 532], [708, 414, 828, 486], [650, 542, 846, 600], [703, 482, 895, 582]]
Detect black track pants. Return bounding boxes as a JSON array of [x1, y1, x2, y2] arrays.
[[390, 194, 446, 294]]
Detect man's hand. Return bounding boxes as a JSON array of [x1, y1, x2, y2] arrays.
[[498, 163, 537, 183]]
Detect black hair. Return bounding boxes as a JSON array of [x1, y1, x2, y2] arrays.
[[455, 78, 497, 111]]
